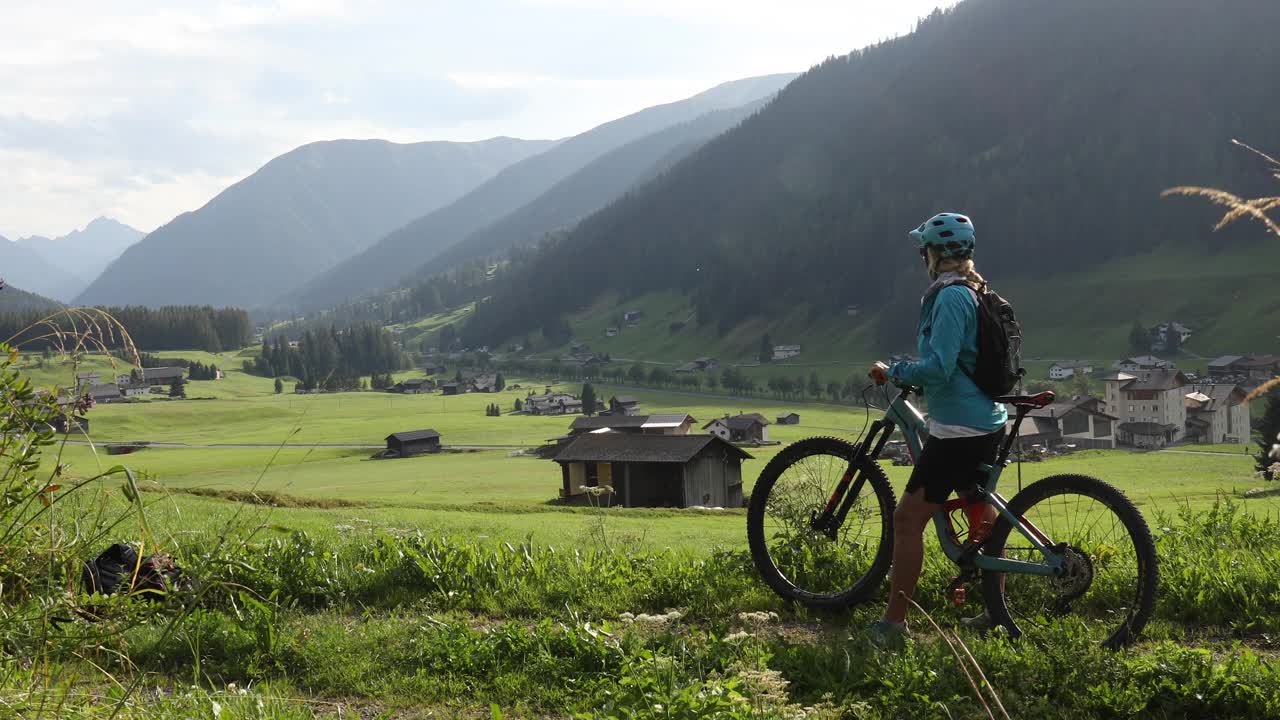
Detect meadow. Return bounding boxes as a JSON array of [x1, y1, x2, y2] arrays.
[[11, 348, 1280, 718]]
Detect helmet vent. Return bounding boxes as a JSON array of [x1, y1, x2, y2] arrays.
[[939, 230, 955, 238], [956, 217, 969, 223], [932, 220, 945, 226]]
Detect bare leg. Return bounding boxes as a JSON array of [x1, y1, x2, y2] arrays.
[[883, 488, 943, 625]]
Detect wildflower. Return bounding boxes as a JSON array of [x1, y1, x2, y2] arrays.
[[736, 610, 779, 626], [724, 630, 753, 643]]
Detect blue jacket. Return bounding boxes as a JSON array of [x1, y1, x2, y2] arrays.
[[888, 283, 1008, 432]]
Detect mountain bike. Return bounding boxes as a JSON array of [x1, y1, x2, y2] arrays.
[[746, 383, 1159, 648]]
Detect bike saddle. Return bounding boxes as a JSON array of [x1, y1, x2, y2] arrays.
[[993, 390, 1055, 409]]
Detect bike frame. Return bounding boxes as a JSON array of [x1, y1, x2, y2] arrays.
[[818, 384, 1065, 577]]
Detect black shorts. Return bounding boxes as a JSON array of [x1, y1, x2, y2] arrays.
[[905, 429, 1006, 505]]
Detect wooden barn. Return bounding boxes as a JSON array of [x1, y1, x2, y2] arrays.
[[553, 434, 751, 508], [384, 429, 442, 457]]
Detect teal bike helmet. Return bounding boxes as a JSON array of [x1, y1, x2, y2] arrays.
[[908, 212, 975, 259]]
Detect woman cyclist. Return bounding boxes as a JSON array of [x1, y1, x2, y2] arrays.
[[866, 212, 1007, 642]]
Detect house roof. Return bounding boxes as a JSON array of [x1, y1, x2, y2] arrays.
[[386, 429, 441, 442], [1207, 355, 1245, 368], [86, 383, 120, 398], [777, 412, 800, 419], [704, 413, 770, 431], [554, 434, 753, 464], [610, 395, 639, 405], [142, 367, 185, 380], [1049, 361, 1093, 370], [1122, 369, 1187, 391], [401, 378, 432, 387], [1236, 355, 1280, 368], [1099, 371, 1137, 382], [1028, 396, 1118, 421], [642, 413, 696, 429], [571, 415, 650, 431]]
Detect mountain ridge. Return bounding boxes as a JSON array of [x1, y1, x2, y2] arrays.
[[75, 136, 556, 308], [282, 73, 798, 310]]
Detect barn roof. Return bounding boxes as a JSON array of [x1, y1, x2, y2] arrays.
[[142, 367, 185, 380], [554, 434, 752, 464], [386, 429, 441, 442]]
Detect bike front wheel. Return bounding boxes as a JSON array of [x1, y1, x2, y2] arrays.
[[981, 474, 1159, 648], [747, 437, 897, 609]]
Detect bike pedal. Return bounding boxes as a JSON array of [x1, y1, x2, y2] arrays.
[[950, 586, 967, 606]]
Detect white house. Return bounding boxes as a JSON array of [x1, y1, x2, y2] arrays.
[[1048, 362, 1095, 380], [1103, 369, 1189, 448], [772, 345, 801, 361], [121, 384, 150, 398], [1184, 384, 1251, 445]]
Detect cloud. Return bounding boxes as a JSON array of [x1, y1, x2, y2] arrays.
[[0, 0, 937, 237]]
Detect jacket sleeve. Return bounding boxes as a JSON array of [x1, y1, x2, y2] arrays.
[[887, 286, 974, 386]]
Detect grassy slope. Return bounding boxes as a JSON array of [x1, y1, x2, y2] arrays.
[[468, 240, 1278, 388]]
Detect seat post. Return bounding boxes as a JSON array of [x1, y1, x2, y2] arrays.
[[997, 405, 1030, 464]]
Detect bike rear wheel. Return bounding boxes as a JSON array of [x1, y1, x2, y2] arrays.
[[981, 474, 1158, 648], [747, 437, 896, 609]]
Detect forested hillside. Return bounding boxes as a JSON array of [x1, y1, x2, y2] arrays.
[[75, 137, 555, 309], [0, 282, 60, 315], [285, 74, 797, 310], [461, 0, 1280, 350], [0, 305, 250, 352]]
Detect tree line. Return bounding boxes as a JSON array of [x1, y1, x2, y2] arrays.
[[246, 322, 409, 391], [0, 306, 250, 353]]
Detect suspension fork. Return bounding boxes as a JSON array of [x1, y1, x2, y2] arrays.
[[811, 418, 896, 539]]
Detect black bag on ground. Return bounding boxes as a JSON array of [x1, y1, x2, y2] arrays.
[[948, 281, 1025, 398], [82, 543, 186, 599]]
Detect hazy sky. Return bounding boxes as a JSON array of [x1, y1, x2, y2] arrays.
[[1, 0, 949, 239]]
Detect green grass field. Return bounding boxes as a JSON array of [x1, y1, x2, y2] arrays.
[[33, 350, 1271, 557]]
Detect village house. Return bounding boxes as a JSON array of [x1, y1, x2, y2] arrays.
[[1183, 384, 1251, 444], [1115, 356, 1174, 373], [141, 367, 185, 386], [1016, 396, 1118, 450], [772, 345, 802, 361], [1149, 322, 1193, 352], [553, 434, 750, 508], [76, 372, 101, 390], [121, 384, 149, 398], [384, 429, 442, 457], [86, 383, 123, 404], [1206, 355, 1245, 379], [623, 310, 644, 323], [1048, 362, 1095, 381], [605, 327, 619, 337], [677, 357, 720, 373], [606, 395, 641, 416], [116, 373, 132, 386], [388, 378, 435, 394], [470, 374, 499, 393], [704, 413, 771, 444], [1103, 369, 1189, 448], [526, 391, 585, 416], [440, 382, 462, 396], [1234, 355, 1280, 384], [569, 414, 697, 436], [776, 412, 800, 425]]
